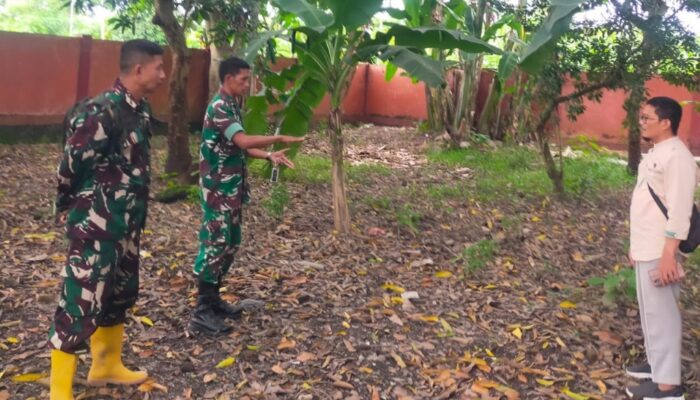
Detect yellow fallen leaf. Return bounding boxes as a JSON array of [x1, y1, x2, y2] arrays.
[[482, 284, 497, 289], [485, 348, 494, 357], [140, 316, 154, 327], [390, 296, 404, 305], [537, 234, 547, 241], [556, 337, 567, 348], [536, 379, 555, 387], [302, 382, 312, 390], [381, 283, 405, 293], [440, 318, 453, 335], [140, 250, 153, 259], [359, 367, 374, 374], [11, 373, 47, 382], [143, 229, 153, 235], [562, 387, 590, 400], [560, 300, 577, 309], [24, 232, 58, 242], [434, 271, 453, 279], [511, 327, 523, 340], [6, 337, 19, 344], [342, 321, 351, 329], [215, 357, 235, 369], [531, 216, 541, 222], [418, 315, 440, 323], [596, 380, 607, 394], [246, 345, 260, 351], [390, 351, 406, 368], [571, 251, 585, 262]]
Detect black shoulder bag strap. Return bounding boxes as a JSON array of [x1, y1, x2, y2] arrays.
[[647, 183, 669, 219]]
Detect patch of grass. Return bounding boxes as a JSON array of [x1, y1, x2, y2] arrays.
[[588, 267, 636, 303], [425, 183, 466, 203], [396, 204, 422, 234], [348, 163, 392, 184], [462, 239, 498, 274], [251, 155, 392, 186], [249, 155, 331, 184], [427, 146, 634, 200], [262, 183, 290, 220], [364, 195, 392, 211]]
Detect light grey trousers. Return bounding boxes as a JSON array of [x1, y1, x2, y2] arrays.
[[635, 259, 682, 385]]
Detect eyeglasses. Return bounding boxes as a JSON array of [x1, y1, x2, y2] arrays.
[[639, 115, 659, 124]]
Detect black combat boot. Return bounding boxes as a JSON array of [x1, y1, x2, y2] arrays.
[[188, 281, 232, 335], [211, 278, 264, 319]]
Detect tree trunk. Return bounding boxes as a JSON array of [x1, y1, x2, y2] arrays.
[[425, 85, 445, 133], [624, 83, 645, 175], [329, 107, 350, 233], [153, 0, 192, 182], [539, 135, 565, 196], [478, 77, 501, 139]]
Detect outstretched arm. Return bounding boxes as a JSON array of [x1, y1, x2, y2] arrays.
[[246, 148, 295, 168]]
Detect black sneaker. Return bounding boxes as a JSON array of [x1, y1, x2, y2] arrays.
[[212, 298, 265, 319], [626, 363, 652, 379], [626, 381, 684, 400], [188, 304, 232, 335]]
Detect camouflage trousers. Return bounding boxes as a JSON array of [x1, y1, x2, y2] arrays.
[[48, 230, 140, 353], [193, 204, 242, 285]]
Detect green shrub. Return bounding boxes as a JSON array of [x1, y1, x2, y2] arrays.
[[262, 183, 290, 220], [396, 204, 422, 234], [588, 267, 636, 303], [463, 239, 497, 274]]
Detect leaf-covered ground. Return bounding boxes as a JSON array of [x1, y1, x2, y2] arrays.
[[1, 127, 698, 399]]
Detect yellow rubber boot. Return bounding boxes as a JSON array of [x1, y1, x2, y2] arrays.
[[50, 349, 77, 400], [87, 324, 148, 386]]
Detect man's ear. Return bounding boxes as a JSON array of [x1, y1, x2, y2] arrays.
[[660, 118, 672, 132], [134, 63, 143, 76]]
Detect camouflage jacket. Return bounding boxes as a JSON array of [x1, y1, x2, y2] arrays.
[[56, 79, 152, 240], [199, 89, 250, 211]]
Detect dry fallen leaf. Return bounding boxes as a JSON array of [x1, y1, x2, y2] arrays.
[[277, 337, 296, 350]]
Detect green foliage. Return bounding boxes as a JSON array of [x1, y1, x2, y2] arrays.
[[462, 239, 498, 274], [347, 163, 392, 184], [518, 0, 587, 73], [364, 195, 392, 211], [262, 183, 290, 219], [427, 146, 633, 201], [588, 267, 636, 303], [154, 181, 199, 204], [396, 204, 422, 234]]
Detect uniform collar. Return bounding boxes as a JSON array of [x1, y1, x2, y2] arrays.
[[114, 79, 145, 111], [218, 88, 241, 106], [651, 136, 679, 152]]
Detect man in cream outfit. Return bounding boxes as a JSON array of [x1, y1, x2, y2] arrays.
[[625, 97, 696, 400]]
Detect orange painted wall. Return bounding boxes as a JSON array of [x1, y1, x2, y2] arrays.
[[365, 64, 427, 124], [0, 32, 80, 125], [0, 32, 209, 125], [2, 31, 698, 152], [559, 77, 700, 153]]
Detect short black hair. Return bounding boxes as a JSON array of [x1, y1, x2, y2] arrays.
[[647, 96, 683, 135], [120, 40, 164, 73], [219, 57, 250, 83]]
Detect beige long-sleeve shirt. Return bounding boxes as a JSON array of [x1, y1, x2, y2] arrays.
[[630, 137, 699, 261], [630, 136, 699, 261]]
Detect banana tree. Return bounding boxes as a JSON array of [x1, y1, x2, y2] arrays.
[[245, 0, 499, 233]]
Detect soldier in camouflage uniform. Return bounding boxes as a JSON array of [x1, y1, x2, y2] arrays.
[[189, 57, 302, 335], [49, 40, 165, 400]]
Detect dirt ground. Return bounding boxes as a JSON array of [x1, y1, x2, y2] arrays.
[[0, 126, 698, 399]]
